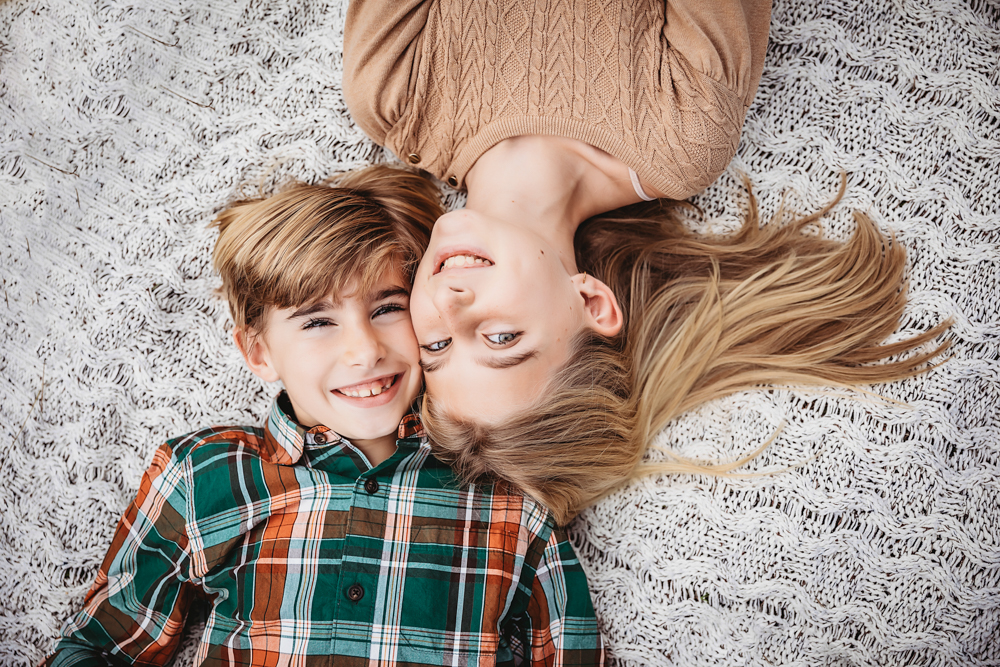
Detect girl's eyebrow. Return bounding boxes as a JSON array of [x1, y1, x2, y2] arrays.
[[421, 349, 538, 373], [419, 357, 446, 373], [477, 349, 538, 369]]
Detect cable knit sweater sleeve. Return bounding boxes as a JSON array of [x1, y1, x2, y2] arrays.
[[649, 0, 772, 196], [663, 0, 771, 108], [343, 0, 770, 199], [341, 0, 433, 145]]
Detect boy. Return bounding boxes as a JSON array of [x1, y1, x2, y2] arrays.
[[43, 166, 604, 666]]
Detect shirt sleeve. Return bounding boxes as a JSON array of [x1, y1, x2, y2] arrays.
[[641, 0, 771, 198], [522, 527, 605, 667], [42, 443, 196, 667], [342, 0, 435, 144], [662, 0, 772, 107]]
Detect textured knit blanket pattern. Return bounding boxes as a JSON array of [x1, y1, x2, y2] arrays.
[[1, 0, 998, 665]]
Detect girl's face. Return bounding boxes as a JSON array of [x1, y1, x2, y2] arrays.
[[409, 208, 620, 423]]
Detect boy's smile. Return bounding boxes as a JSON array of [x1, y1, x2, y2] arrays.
[[238, 271, 423, 463], [334, 373, 402, 403]]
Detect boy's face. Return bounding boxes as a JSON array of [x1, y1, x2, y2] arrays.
[[240, 271, 423, 450]]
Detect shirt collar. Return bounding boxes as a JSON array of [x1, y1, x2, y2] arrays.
[[260, 391, 423, 466], [397, 412, 425, 440]]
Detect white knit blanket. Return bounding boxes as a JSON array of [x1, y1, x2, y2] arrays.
[[1, 0, 997, 664]]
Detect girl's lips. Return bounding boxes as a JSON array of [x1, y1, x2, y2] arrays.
[[332, 373, 403, 408], [431, 246, 494, 276]]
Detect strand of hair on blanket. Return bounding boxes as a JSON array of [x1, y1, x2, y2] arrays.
[[23, 154, 78, 177], [161, 86, 215, 111], [11, 388, 42, 446], [125, 25, 179, 48]]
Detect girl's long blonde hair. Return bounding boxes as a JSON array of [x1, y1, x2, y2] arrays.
[[423, 179, 950, 525]]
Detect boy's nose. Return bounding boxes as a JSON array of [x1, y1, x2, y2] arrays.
[[343, 323, 386, 367]]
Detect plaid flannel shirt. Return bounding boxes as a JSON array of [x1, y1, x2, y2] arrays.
[[43, 392, 604, 667]]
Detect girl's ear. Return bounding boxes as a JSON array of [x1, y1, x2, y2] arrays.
[[234, 327, 280, 382], [572, 273, 624, 337]]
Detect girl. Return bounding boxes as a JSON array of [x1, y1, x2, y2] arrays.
[[341, 0, 947, 523]]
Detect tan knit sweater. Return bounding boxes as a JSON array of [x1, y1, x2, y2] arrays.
[[343, 0, 770, 200]]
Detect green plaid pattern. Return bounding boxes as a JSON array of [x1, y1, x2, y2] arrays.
[[44, 393, 604, 666]]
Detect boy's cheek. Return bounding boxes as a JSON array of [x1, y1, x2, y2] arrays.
[[403, 368, 424, 406], [389, 321, 424, 402]]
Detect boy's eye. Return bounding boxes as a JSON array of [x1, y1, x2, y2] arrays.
[[373, 303, 406, 318], [302, 318, 333, 330], [422, 339, 452, 352], [485, 332, 519, 346]]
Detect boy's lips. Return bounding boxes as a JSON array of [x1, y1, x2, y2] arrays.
[[332, 373, 403, 407]]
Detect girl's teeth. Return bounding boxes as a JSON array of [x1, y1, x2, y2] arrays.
[[441, 254, 492, 270]]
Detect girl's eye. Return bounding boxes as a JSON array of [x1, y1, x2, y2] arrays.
[[423, 339, 452, 352], [485, 332, 519, 346], [373, 303, 406, 318], [303, 318, 333, 330]]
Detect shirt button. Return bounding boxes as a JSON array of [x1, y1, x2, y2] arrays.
[[347, 584, 365, 601], [312, 432, 327, 444], [447, 175, 458, 187], [364, 478, 380, 495], [408, 153, 421, 164]]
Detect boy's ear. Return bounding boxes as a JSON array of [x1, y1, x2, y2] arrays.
[[572, 273, 623, 337], [234, 327, 280, 383]]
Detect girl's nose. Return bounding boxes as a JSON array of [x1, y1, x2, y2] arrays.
[[433, 285, 475, 322]]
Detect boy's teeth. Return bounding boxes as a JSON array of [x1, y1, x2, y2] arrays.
[[341, 376, 395, 398], [441, 254, 492, 270]]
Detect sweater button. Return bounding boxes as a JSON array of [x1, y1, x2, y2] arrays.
[[347, 584, 365, 601], [447, 175, 458, 187], [364, 478, 380, 495], [408, 153, 421, 164]]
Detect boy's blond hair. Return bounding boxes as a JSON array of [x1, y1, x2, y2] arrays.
[[212, 165, 442, 337]]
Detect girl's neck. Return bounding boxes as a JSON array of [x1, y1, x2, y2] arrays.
[[464, 136, 641, 272]]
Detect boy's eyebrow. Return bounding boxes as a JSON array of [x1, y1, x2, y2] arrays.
[[288, 301, 334, 319], [287, 287, 409, 320], [372, 286, 411, 301]]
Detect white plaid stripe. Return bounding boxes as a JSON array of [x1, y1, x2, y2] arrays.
[[45, 394, 604, 666]]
